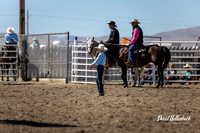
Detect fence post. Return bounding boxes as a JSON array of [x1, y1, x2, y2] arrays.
[[47, 35, 51, 79], [73, 37, 78, 82], [152, 64, 156, 85], [66, 32, 70, 83]]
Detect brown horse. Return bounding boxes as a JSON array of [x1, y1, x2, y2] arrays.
[[86, 38, 171, 88]]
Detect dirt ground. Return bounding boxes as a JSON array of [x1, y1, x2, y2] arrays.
[[0, 79, 200, 133]]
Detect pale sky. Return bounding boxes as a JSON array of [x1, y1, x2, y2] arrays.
[[0, 0, 200, 37]]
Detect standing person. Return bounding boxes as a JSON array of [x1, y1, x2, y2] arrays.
[[32, 38, 40, 49], [5, 27, 18, 44], [126, 19, 143, 67], [105, 21, 120, 44], [4, 27, 18, 81], [89, 44, 107, 96]]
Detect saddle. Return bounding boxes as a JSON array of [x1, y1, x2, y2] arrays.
[[133, 45, 146, 54]]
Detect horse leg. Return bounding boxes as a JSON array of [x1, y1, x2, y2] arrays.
[[136, 68, 140, 87], [137, 66, 145, 87], [2, 64, 6, 81], [12, 64, 16, 81], [1, 65, 3, 81], [131, 68, 136, 87], [160, 69, 164, 88], [121, 66, 128, 88], [6, 65, 9, 81], [156, 66, 162, 88]]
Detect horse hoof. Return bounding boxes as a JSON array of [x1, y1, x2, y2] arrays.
[[136, 85, 142, 88], [123, 84, 128, 88], [132, 84, 136, 87], [156, 85, 160, 88]]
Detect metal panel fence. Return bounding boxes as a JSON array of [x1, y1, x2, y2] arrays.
[[0, 44, 19, 82], [0, 32, 70, 82], [71, 41, 200, 84]]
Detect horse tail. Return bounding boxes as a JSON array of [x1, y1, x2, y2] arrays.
[[162, 46, 171, 71]]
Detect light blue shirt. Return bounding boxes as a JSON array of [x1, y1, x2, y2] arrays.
[[5, 33, 18, 44], [92, 52, 106, 66], [184, 70, 192, 79], [32, 42, 40, 48]]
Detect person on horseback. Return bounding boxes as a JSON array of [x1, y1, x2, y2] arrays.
[[126, 19, 143, 67], [104, 21, 120, 66], [5, 27, 18, 44], [105, 21, 120, 44]]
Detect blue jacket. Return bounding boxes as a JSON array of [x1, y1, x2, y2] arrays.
[[5, 33, 18, 44]]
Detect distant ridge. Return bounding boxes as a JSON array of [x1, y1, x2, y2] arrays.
[[0, 26, 200, 43], [154, 26, 200, 41]]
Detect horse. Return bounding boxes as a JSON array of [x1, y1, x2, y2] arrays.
[[86, 37, 171, 88], [0, 44, 17, 81]]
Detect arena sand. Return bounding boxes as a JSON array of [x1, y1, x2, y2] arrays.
[[0, 79, 200, 133]]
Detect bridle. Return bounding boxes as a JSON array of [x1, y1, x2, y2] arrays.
[[87, 43, 95, 60]]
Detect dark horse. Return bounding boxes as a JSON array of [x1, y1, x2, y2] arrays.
[[0, 44, 17, 81], [86, 37, 171, 88]]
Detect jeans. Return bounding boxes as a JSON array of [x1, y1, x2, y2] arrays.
[[180, 77, 191, 85], [140, 76, 152, 85], [96, 65, 104, 94], [128, 43, 141, 64]]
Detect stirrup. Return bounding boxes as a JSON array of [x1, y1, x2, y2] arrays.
[[125, 62, 133, 67]]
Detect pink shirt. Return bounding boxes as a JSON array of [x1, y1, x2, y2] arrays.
[[128, 28, 140, 47]]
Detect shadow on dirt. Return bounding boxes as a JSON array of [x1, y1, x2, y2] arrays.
[[2, 83, 47, 86], [0, 120, 79, 127]]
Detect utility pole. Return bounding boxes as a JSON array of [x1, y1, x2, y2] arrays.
[[19, 0, 28, 81], [19, 0, 25, 35], [27, 9, 29, 35]]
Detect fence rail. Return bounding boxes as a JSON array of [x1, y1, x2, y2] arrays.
[[71, 40, 200, 84]]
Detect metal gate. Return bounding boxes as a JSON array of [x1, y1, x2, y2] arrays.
[[0, 44, 19, 82]]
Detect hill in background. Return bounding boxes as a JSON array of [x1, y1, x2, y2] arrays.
[[154, 26, 200, 41], [0, 26, 199, 45]]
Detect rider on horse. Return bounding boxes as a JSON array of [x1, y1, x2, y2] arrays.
[[105, 21, 120, 44], [126, 19, 143, 67], [104, 21, 120, 66]]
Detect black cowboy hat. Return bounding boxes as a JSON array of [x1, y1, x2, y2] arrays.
[[107, 21, 117, 27]]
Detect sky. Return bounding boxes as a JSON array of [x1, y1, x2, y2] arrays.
[[0, 0, 200, 38]]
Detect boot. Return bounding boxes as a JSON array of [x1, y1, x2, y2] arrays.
[[6, 77, 9, 81], [125, 57, 134, 67], [125, 61, 133, 67]]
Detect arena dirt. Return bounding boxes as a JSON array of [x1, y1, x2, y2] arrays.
[[0, 79, 199, 133]]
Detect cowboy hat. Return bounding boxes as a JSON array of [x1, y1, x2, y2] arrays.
[[183, 64, 192, 68], [130, 19, 140, 24], [33, 37, 39, 41], [6, 27, 15, 34], [107, 21, 117, 27], [95, 44, 108, 51]]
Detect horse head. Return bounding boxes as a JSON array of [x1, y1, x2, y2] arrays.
[[86, 37, 99, 59]]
